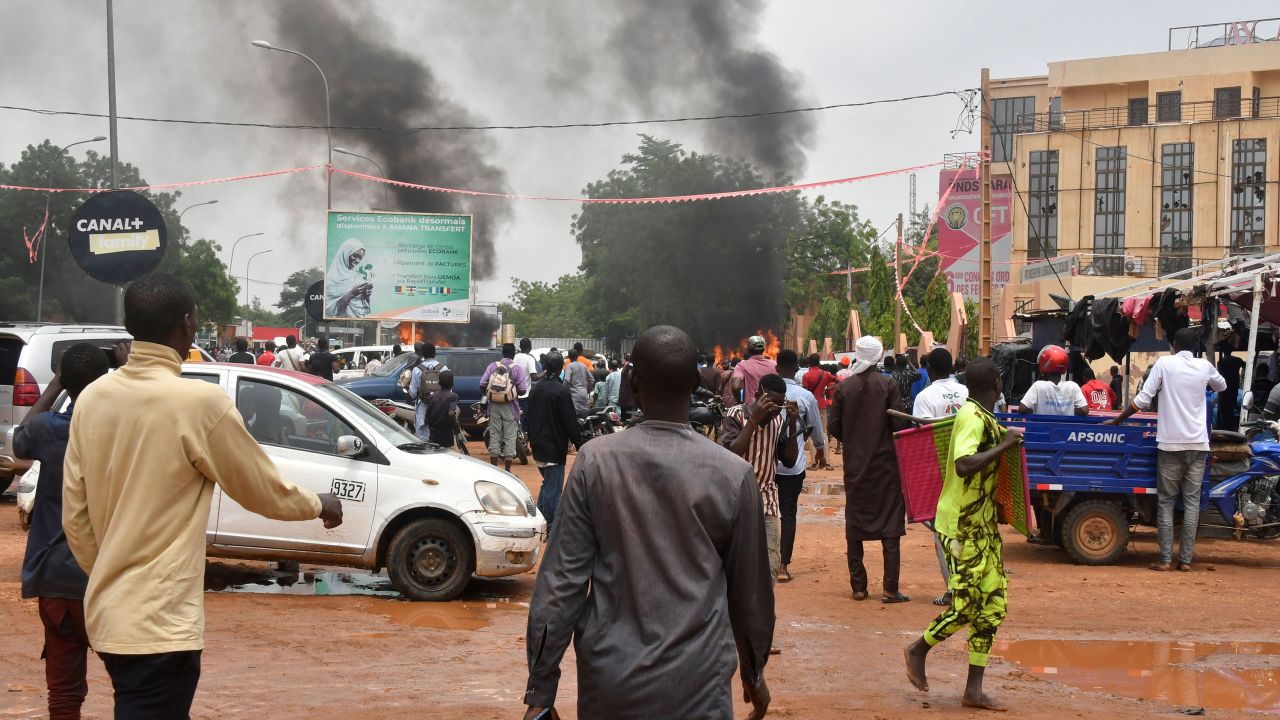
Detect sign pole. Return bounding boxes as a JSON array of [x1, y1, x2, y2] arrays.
[[893, 212, 903, 353], [105, 0, 127, 324], [979, 67, 993, 356]]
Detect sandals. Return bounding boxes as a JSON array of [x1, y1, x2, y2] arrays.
[[882, 592, 911, 604], [778, 568, 794, 584], [1149, 562, 1172, 572], [1177, 562, 1193, 572], [851, 591, 868, 601], [932, 592, 952, 607]]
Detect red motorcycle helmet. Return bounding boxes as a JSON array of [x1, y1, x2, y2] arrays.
[[1037, 344, 1069, 375]]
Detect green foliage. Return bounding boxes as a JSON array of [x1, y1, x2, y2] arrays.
[[500, 273, 593, 337], [178, 239, 239, 326], [784, 197, 877, 316], [573, 136, 806, 347], [0, 142, 234, 324], [275, 267, 322, 325]]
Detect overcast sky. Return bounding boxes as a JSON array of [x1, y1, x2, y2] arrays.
[[0, 1, 1270, 310]]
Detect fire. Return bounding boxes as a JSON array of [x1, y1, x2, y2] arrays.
[[712, 330, 780, 366], [395, 323, 451, 347]]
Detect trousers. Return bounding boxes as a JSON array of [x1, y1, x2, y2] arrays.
[[924, 532, 1008, 667], [846, 535, 901, 595], [38, 597, 89, 720], [100, 650, 202, 720], [536, 464, 566, 531], [764, 516, 781, 585], [1157, 449, 1206, 565], [776, 472, 804, 565], [488, 402, 518, 459]]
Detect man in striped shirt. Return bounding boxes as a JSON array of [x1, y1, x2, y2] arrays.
[[721, 373, 800, 583]]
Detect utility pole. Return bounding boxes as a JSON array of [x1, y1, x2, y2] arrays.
[[894, 212, 904, 353], [979, 67, 994, 355], [106, 0, 124, 324]]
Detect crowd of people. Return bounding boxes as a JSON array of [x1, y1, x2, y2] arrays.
[[14, 279, 1230, 717]]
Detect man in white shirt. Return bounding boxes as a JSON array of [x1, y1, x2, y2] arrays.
[[1017, 345, 1088, 417], [513, 338, 540, 429], [1106, 328, 1227, 572], [913, 348, 969, 420], [273, 335, 305, 372]]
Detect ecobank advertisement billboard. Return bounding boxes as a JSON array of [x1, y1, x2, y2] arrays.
[[324, 211, 472, 323]]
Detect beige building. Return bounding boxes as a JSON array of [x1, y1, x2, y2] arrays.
[[988, 36, 1280, 330]]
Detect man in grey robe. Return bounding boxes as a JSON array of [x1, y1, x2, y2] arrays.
[[523, 325, 774, 720]]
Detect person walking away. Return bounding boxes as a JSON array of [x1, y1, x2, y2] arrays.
[[571, 341, 596, 373], [524, 326, 774, 720], [730, 335, 777, 406], [256, 345, 276, 367], [1217, 349, 1245, 430], [891, 355, 921, 413], [604, 359, 623, 409], [904, 358, 1024, 711], [1016, 345, 1088, 416], [828, 336, 910, 603], [721, 374, 800, 587], [424, 370, 460, 448], [562, 348, 594, 414], [774, 350, 826, 584], [1105, 327, 1227, 571], [883, 354, 896, 376], [526, 352, 584, 531], [63, 274, 343, 719], [363, 351, 383, 375], [802, 353, 838, 464], [12, 343, 111, 719], [911, 355, 932, 409], [514, 338, 540, 428], [273, 335, 304, 371], [409, 343, 449, 441], [480, 343, 530, 471], [1078, 366, 1116, 412], [697, 352, 722, 394], [1108, 365, 1124, 410], [227, 337, 254, 364], [912, 348, 968, 420], [618, 358, 637, 422], [591, 369, 611, 410], [835, 355, 853, 381], [308, 336, 337, 381]]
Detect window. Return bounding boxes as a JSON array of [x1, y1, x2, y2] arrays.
[[990, 96, 1035, 162], [1215, 86, 1242, 119], [1253, 87, 1262, 118], [438, 351, 499, 377], [1049, 96, 1063, 130], [1093, 147, 1127, 275], [1128, 98, 1149, 126], [181, 373, 220, 384], [1159, 143, 1194, 275], [1027, 150, 1059, 260], [237, 379, 355, 455], [1231, 138, 1267, 255], [1157, 91, 1182, 122]]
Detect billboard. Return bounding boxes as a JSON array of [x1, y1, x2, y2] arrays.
[[936, 170, 1012, 300], [324, 210, 472, 322]]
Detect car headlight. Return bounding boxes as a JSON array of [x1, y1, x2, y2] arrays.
[[475, 480, 527, 516]]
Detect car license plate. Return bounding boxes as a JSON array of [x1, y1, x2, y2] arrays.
[[330, 478, 366, 503]]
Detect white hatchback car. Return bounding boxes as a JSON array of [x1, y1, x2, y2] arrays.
[[178, 362, 544, 601]]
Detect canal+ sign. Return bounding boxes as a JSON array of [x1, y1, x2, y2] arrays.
[[69, 190, 168, 284]]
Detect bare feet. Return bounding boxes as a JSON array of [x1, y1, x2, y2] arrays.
[[904, 642, 929, 692], [961, 691, 1008, 711]]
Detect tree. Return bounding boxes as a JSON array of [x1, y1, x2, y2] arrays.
[[177, 239, 238, 326], [574, 136, 806, 348], [276, 267, 322, 325], [784, 197, 878, 317], [500, 273, 592, 337]]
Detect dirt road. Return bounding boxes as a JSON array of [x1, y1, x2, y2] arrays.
[[2, 443, 1278, 718]]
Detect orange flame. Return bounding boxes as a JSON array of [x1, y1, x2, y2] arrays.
[[395, 323, 451, 347], [712, 329, 780, 366]]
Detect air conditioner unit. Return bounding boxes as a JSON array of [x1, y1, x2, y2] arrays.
[[1123, 257, 1145, 275]]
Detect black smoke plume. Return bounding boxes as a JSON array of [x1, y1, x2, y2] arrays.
[[268, 0, 510, 281]]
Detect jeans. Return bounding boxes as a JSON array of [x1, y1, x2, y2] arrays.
[[488, 402, 518, 459], [38, 597, 89, 720], [776, 472, 805, 565], [537, 464, 566, 531], [100, 650, 202, 720], [1157, 449, 1207, 565], [518, 397, 530, 432]]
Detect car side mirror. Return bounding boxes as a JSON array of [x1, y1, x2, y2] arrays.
[[336, 435, 365, 458]]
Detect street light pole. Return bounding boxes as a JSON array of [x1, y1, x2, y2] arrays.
[[244, 249, 274, 309], [333, 147, 389, 210], [178, 200, 219, 225], [106, 0, 123, 324], [228, 232, 265, 281], [37, 136, 106, 322], [252, 41, 332, 209]]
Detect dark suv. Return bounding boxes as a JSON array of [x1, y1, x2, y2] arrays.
[[338, 347, 501, 438]]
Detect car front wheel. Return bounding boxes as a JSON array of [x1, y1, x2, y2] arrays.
[[386, 517, 475, 601]]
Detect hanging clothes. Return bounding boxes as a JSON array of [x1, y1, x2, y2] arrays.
[[1065, 296, 1095, 356], [1226, 301, 1251, 343], [1199, 299, 1220, 348], [1090, 297, 1134, 363], [1150, 288, 1188, 340], [1121, 294, 1155, 327]]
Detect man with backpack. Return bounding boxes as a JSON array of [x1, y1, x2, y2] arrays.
[[480, 343, 531, 471], [408, 343, 449, 441]]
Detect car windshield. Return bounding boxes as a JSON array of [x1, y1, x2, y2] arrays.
[[371, 352, 417, 378], [438, 352, 498, 376], [314, 383, 421, 446]]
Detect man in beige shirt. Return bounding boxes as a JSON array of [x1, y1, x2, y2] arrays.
[[64, 273, 342, 719]]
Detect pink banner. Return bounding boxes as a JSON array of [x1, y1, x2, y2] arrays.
[[937, 169, 1012, 299]]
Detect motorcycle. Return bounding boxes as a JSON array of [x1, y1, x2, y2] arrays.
[[371, 398, 415, 432], [1202, 421, 1280, 539], [690, 388, 726, 441], [472, 399, 530, 464], [579, 406, 622, 442]]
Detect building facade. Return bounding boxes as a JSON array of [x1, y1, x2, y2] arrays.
[[988, 35, 1280, 324]]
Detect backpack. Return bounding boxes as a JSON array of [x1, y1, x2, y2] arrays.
[[488, 362, 516, 403], [416, 361, 442, 403]]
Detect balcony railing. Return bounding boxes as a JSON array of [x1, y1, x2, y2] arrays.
[[1044, 252, 1218, 279], [1018, 96, 1280, 133]]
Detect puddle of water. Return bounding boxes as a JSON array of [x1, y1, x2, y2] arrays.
[[205, 563, 400, 597], [996, 639, 1280, 713]]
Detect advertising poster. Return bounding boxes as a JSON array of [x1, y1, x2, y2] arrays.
[[936, 170, 1012, 300], [324, 210, 472, 323]]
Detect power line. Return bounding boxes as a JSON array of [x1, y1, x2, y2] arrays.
[[0, 89, 977, 135]]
